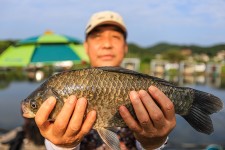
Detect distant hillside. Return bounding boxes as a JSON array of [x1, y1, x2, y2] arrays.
[[128, 42, 225, 57], [0, 40, 224, 57]]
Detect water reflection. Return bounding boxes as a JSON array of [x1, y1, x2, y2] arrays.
[[0, 67, 53, 90], [26, 70, 45, 82], [153, 72, 225, 89], [0, 69, 27, 90], [169, 85, 225, 148], [1, 68, 225, 89], [0, 69, 225, 149]]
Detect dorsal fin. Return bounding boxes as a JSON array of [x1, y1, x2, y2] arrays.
[[96, 66, 176, 87], [96, 66, 143, 75]]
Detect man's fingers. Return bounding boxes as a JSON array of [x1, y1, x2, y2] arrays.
[[119, 105, 142, 132], [148, 86, 175, 120], [80, 110, 97, 135], [138, 90, 165, 129], [66, 98, 88, 136], [53, 95, 77, 135], [129, 91, 154, 130], [35, 96, 56, 130]]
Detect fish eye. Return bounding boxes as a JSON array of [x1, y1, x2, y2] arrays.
[[31, 101, 37, 109]]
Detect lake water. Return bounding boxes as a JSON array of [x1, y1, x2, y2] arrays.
[[0, 71, 225, 149]]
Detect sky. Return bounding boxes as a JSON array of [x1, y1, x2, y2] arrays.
[[1, 0, 225, 47]]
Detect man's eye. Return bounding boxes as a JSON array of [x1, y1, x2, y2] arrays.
[[113, 36, 120, 39], [89, 32, 100, 38], [112, 34, 122, 40], [93, 33, 100, 37]]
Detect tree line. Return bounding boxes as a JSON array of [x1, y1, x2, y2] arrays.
[[0, 40, 224, 59]]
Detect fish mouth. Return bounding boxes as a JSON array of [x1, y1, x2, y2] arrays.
[[21, 101, 35, 118], [22, 112, 35, 118]]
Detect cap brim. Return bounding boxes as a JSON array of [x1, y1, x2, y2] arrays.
[[86, 21, 127, 35]]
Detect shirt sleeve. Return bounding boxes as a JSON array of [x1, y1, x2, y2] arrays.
[[45, 139, 80, 150], [45, 136, 168, 150], [136, 136, 169, 150]]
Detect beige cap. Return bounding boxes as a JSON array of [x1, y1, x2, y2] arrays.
[[85, 11, 127, 36]]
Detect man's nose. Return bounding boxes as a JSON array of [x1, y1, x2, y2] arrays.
[[102, 37, 112, 48]]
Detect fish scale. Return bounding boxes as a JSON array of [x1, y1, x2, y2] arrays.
[[22, 66, 223, 135]]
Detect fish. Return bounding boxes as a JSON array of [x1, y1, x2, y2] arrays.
[[21, 66, 223, 150]]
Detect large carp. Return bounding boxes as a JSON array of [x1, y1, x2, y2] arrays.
[[21, 67, 223, 149]]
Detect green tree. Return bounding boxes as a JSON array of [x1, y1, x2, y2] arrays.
[[162, 49, 185, 62]]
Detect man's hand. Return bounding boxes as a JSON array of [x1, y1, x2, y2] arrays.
[[35, 95, 96, 148], [119, 86, 176, 150]]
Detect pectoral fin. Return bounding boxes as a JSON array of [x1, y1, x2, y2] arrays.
[[42, 88, 61, 102], [42, 88, 64, 120], [97, 128, 121, 150]]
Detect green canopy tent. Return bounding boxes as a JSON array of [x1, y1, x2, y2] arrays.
[[0, 32, 89, 67]]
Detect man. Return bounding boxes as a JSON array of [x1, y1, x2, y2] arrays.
[[35, 11, 176, 150]]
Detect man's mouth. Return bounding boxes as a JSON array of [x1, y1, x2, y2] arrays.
[[99, 55, 114, 60]]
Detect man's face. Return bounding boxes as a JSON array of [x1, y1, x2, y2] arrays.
[[84, 25, 128, 67]]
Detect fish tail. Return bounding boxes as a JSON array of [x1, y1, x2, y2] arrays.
[[183, 89, 223, 134]]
